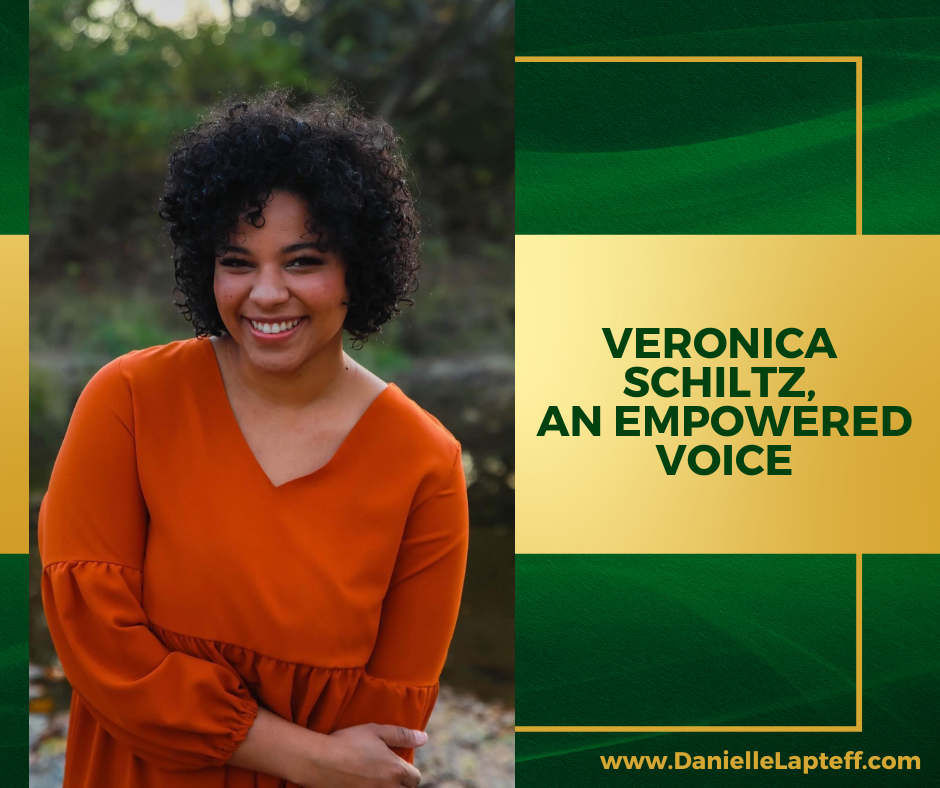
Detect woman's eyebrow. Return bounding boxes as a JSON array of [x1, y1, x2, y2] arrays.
[[282, 242, 322, 253], [221, 242, 321, 255]]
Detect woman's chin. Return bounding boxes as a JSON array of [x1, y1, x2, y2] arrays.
[[242, 344, 306, 371]]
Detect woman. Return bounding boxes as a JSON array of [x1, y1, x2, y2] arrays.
[[37, 89, 470, 788]]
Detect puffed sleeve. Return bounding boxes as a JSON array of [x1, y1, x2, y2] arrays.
[[333, 444, 470, 764], [37, 356, 259, 771]]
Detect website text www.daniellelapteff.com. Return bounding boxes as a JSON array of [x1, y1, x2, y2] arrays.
[[600, 751, 921, 774]]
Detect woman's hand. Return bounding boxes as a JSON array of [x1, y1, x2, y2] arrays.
[[298, 723, 426, 787], [228, 709, 426, 787]]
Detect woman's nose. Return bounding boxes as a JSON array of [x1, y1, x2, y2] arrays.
[[249, 265, 290, 305]]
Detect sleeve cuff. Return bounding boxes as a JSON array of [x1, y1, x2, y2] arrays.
[[207, 693, 260, 767]]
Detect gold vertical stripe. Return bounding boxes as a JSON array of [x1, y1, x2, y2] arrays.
[[0, 235, 29, 553], [857, 553, 863, 730]]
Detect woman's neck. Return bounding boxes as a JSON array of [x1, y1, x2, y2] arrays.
[[214, 331, 353, 411]]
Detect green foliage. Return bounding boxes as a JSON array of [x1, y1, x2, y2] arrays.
[[346, 333, 413, 379], [29, 363, 71, 491], [29, 0, 514, 280], [28, 364, 69, 428], [29, 0, 515, 504], [31, 282, 188, 356]]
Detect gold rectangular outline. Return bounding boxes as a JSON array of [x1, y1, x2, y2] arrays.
[[515, 556, 862, 733], [515, 56, 863, 235], [514, 56, 863, 732]]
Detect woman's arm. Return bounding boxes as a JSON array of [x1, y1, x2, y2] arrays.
[[227, 708, 426, 787], [39, 357, 259, 769], [39, 355, 433, 784], [331, 442, 470, 764]]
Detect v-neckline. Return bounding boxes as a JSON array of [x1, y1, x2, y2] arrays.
[[200, 336, 395, 491]]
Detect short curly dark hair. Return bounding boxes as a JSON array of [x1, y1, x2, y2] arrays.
[[158, 87, 420, 343]]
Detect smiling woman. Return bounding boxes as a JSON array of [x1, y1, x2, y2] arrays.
[[213, 191, 351, 364], [208, 189, 390, 488], [37, 89, 470, 788]]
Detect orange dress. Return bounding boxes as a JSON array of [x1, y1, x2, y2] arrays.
[[38, 337, 470, 787]]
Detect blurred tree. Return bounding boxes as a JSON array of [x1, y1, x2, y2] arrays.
[[29, 0, 514, 281]]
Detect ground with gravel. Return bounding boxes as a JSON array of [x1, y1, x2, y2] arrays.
[[29, 684, 514, 788]]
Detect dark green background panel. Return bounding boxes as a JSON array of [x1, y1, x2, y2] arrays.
[[517, 555, 857, 727], [516, 1, 940, 57], [518, 63, 857, 152], [517, 555, 940, 786], [516, 2, 940, 233], [516, 63, 857, 234], [0, 555, 28, 784], [0, 1, 27, 234]]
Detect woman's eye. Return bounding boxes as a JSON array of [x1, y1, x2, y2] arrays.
[[288, 257, 324, 267], [218, 257, 323, 269]]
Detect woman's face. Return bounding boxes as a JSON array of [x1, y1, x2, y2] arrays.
[[213, 190, 349, 374]]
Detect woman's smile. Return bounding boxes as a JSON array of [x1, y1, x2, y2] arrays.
[[212, 190, 350, 375], [243, 316, 307, 342]]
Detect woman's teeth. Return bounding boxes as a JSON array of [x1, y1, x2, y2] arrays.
[[250, 318, 302, 334]]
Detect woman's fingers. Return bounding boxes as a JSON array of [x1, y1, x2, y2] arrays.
[[399, 757, 422, 787], [373, 724, 429, 749], [365, 725, 424, 786]]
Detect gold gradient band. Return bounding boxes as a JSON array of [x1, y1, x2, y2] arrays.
[[1, 235, 28, 554]]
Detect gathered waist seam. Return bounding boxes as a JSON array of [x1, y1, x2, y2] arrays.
[[147, 619, 367, 672]]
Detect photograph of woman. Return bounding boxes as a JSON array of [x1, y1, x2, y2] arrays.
[[38, 88, 471, 787], [29, 4, 514, 785]]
